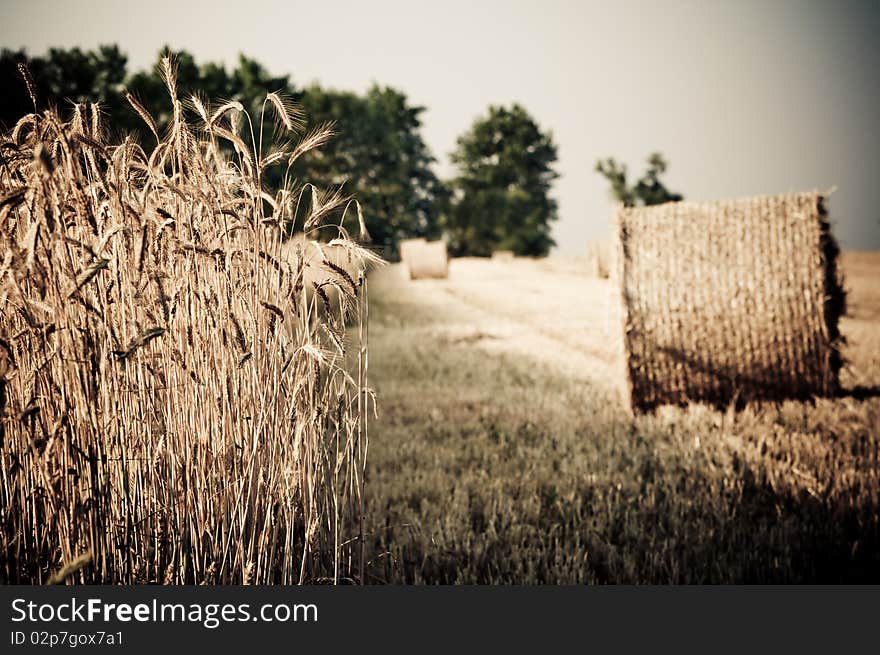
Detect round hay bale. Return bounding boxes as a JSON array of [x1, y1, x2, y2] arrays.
[[280, 233, 377, 313], [616, 191, 844, 412], [399, 238, 426, 265], [407, 240, 448, 280], [492, 250, 515, 262], [585, 240, 612, 278]]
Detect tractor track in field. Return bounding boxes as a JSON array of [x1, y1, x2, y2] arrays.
[[373, 258, 624, 390]]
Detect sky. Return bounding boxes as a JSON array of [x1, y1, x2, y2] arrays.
[[2, 0, 879, 253]]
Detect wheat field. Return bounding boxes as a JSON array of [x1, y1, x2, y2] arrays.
[[0, 62, 380, 584], [2, 59, 877, 585]]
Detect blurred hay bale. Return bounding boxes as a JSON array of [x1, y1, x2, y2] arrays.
[[492, 250, 515, 262], [585, 240, 613, 278], [399, 238, 426, 265], [407, 240, 449, 279], [282, 232, 357, 283], [616, 191, 844, 412], [281, 233, 380, 313]]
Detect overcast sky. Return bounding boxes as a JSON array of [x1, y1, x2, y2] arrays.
[[2, 0, 879, 253]]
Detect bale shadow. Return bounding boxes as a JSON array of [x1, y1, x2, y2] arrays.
[[839, 386, 880, 401], [634, 346, 880, 412], [629, 344, 868, 412]]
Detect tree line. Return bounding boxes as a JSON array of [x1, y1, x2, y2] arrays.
[[1, 45, 681, 257]]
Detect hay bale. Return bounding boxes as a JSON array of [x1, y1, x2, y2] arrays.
[[280, 233, 379, 313], [281, 232, 364, 282], [585, 240, 612, 278], [407, 240, 449, 279], [616, 191, 844, 412], [399, 238, 426, 265], [492, 250, 515, 262]]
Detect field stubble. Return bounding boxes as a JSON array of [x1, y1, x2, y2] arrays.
[[363, 254, 880, 583]]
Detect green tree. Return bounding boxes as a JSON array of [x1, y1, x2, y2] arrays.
[[445, 104, 558, 257], [121, 51, 447, 255], [123, 49, 291, 138], [293, 84, 447, 256], [595, 152, 683, 206], [0, 45, 128, 130], [1, 46, 446, 255]]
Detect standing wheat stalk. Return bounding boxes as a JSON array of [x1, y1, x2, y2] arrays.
[[0, 62, 381, 584]]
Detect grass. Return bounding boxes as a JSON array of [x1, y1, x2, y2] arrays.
[[362, 257, 880, 584], [0, 60, 377, 584]]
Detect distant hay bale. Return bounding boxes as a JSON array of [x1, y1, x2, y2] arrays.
[[399, 238, 426, 264], [492, 250, 515, 262], [407, 240, 449, 279], [616, 191, 845, 412], [283, 232, 368, 280], [281, 232, 380, 314], [585, 240, 612, 278]]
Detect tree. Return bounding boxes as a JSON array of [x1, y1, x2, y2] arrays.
[[293, 84, 448, 256], [123, 49, 292, 140], [0, 46, 128, 131], [0, 46, 446, 256], [445, 104, 558, 257], [595, 152, 683, 206]]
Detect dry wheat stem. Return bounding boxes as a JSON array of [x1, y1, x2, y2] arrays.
[[0, 62, 381, 584]]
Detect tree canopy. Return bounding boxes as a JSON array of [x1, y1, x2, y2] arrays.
[[445, 104, 558, 257], [0, 46, 445, 258], [293, 85, 447, 255], [595, 152, 683, 206], [0, 45, 128, 130], [2, 47, 571, 259]]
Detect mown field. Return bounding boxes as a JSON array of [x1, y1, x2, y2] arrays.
[[361, 252, 880, 584]]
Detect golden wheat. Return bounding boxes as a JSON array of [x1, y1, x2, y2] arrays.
[[0, 60, 380, 584]]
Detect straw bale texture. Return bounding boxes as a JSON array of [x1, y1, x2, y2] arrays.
[[616, 191, 844, 411], [407, 240, 449, 279]]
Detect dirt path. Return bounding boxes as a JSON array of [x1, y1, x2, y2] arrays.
[[370, 257, 624, 389]]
